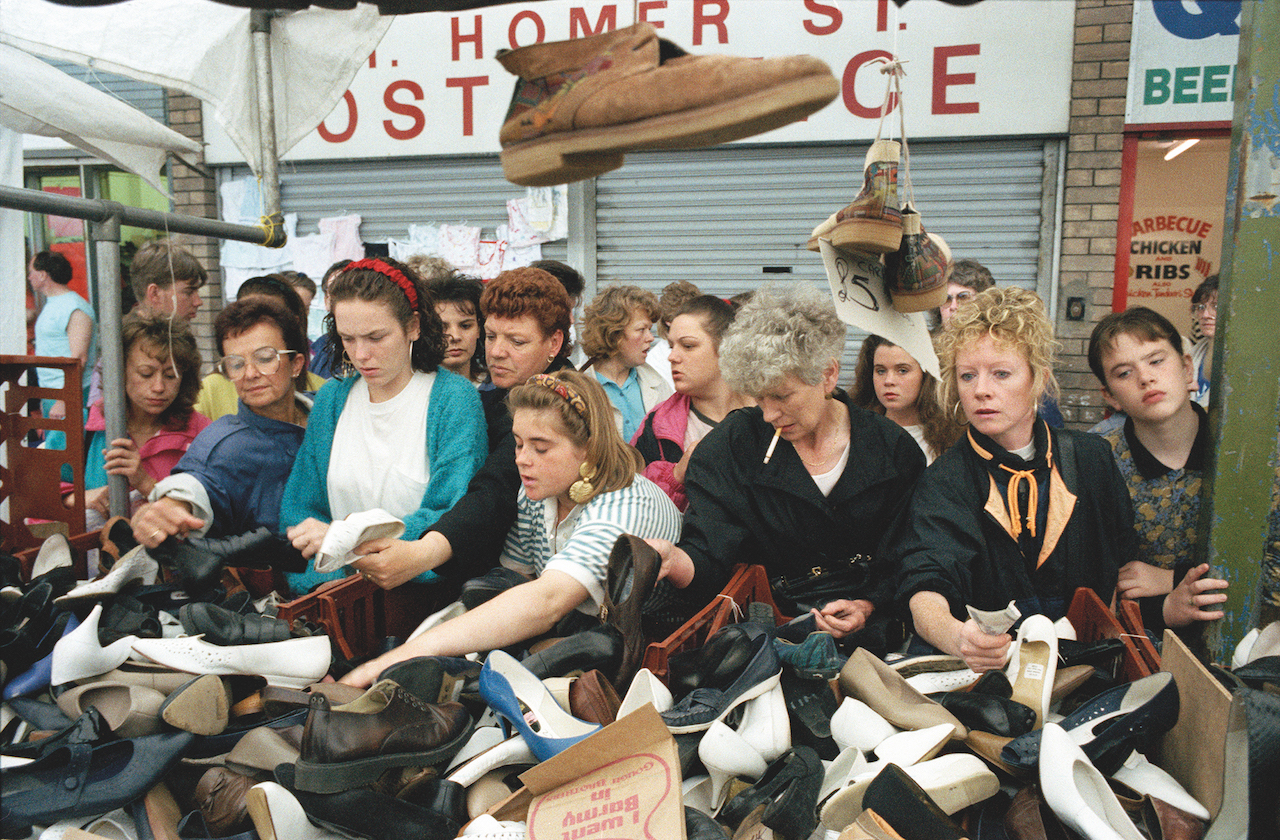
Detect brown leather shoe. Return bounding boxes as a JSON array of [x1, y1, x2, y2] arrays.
[[293, 679, 473, 794], [195, 767, 256, 837], [600, 534, 661, 692], [569, 669, 622, 725]]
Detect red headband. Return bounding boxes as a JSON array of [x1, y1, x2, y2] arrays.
[[345, 258, 418, 310]]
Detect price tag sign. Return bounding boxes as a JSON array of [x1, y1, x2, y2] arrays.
[[819, 238, 941, 379]]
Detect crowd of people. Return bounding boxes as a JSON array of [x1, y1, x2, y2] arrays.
[[12, 239, 1279, 839], [24, 240, 1275, 660]]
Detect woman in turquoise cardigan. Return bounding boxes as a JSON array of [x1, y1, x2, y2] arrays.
[[280, 258, 487, 596]]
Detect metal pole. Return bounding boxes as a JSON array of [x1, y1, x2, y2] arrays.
[[1198, 0, 1280, 661], [87, 213, 127, 517], [250, 10, 282, 220], [0, 185, 285, 247]]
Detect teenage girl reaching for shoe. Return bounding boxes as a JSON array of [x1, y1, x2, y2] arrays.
[[850, 334, 960, 465], [341, 370, 681, 688], [279, 258, 488, 596]]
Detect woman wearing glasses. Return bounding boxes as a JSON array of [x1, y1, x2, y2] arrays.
[[131, 298, 312, 546], [281, 258, 488, 596]]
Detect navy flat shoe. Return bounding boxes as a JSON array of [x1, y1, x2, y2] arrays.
[[1001, 671, 1178, 775], [661, 633, 781, 734]]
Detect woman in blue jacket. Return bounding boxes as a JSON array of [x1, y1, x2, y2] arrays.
[[281, 258, 487, 595]]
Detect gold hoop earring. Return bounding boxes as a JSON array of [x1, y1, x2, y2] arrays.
[[825, 390, 835, 400], [568, 462, 596, 504]]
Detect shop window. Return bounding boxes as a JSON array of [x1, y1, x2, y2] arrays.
[[1116, 133, 1229, 337]]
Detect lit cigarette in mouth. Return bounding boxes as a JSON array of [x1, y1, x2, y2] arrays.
[[763, 428, 782, 464]]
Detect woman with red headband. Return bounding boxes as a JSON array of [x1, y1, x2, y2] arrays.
[[280, 257, 488, 596]]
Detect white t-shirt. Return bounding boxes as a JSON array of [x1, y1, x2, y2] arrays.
[[684, 407, 717, 450], [810, 440, 852, 497], [901, 423, 937, 465], [327, 372, 434, 521]]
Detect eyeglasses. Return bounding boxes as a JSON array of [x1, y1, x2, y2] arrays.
[[1192, 301, 1217, 315], [219, 347, 297, 380], [945, 291, 975, 305]]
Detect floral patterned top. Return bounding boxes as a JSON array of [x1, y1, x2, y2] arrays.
[[1102, 403, 1207, 570]]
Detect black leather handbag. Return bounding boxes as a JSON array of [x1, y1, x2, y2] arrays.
[[769, 555, 873, 615]]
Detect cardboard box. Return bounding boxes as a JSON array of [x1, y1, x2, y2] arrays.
[[488, 704, 686, 840], [1156, 629, 1234, 819]]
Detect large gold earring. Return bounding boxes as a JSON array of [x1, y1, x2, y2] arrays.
[[569, 462, 595, 504]]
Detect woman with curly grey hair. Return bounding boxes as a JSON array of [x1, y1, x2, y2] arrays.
[[892, 286, 1137, 672], [648, 283, 926, 652]]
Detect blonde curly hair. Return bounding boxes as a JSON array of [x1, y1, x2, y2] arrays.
[[719, 282, 846, 396], [936, 286, 1059, 424]]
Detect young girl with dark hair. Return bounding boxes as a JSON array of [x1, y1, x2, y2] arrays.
[[851, 334, 959, 464], [281, 257, 487, 595]]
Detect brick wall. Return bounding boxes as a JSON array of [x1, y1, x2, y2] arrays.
[[1056, 0, 1132, 427], [165, 91, 221, 372]]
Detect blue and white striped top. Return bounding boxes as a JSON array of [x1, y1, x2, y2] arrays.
[[499, 474, 682, 614]]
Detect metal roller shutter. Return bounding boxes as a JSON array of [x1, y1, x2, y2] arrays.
[[226, 156, 567, 264], [593, 139, 1059, 385]]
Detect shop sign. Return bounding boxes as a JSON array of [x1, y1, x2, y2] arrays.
[[1126, 0, 1240, 126], [1126, 210, 1220, 334], [203, 0, 1073, 164]]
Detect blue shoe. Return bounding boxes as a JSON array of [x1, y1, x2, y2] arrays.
[[773, 631, 843, 679], [661, 633, 782, 734], [479, 650, 601, 762], [3, 612, 79, 700], [1001, 671, 1178, 775]]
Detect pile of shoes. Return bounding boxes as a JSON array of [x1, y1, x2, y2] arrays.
[[5, 534, 1277, 840]]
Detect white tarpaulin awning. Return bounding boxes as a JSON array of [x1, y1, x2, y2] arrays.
[[0, 43, 201, 193], [0, 0, 391, 178]]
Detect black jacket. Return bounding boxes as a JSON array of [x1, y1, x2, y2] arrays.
[[891, 420, 1136, 622], [679, 394, 926, 611]]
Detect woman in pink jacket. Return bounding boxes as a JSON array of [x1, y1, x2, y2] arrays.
[[631, 295, 753, 509]]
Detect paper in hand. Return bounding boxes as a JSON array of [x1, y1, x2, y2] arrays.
[[966, 600, 1022, 636]]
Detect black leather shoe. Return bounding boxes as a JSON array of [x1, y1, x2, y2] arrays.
[[179, 602, 291, 646], [458, 567, 528, 610], [99, 594, 163, 644], [667, 621, 770, 700], [928, 690, 1037, 738], [863, 762, 967, 840], [378, 656, 481, 706], [721, 746, 821, 834], [521, 624, 623, 681], [0, 731, 193, 834], [1, 707, 109, 760], [685, 806, 727, 840], [275, 762, 465, 840], [600, 534, 660, 692], [151, 528, 307, 592], [781, 670, 839, 760], [1001, 671, 1179, 775]]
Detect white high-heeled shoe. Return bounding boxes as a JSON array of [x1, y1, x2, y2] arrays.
[[50, 603, 138, 685], [820, 753, 999, 829], [447, 726, 508, 774], [736, 681, 790, 763], [247, 782, 347, 840], [407, 601, 467, 642], [32, 533, 72, 578], [447, 734, 536, 788], [818, 746, 869, 806], [1007, 614, 1058, 729], [872, 723, 953, 767], [1039, 723, 1144, 840], [830, 697, 899, 753], [697, 720, 767, 812], [55, 546, 157, 605], [682, 775, 714, 815], [617, 668, 673, 718], [1111, 751, 1209, 820]]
